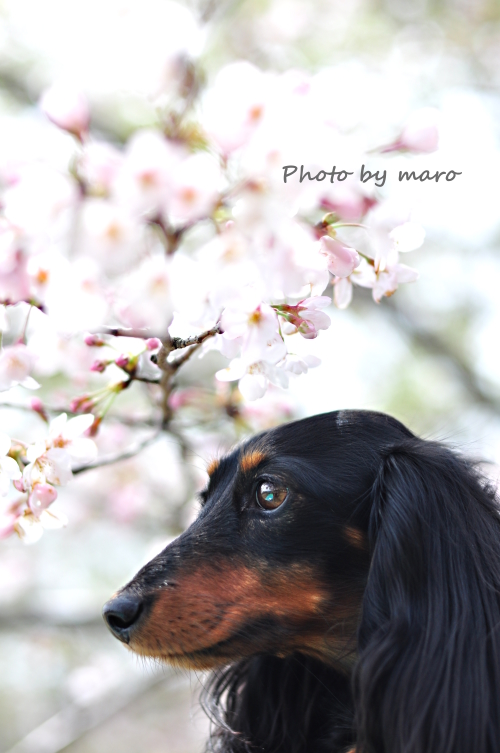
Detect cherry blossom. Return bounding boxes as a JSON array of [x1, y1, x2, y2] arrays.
[[40, 82, 90, 139], [216, 358, 289, 401], [274, 296, 331, 339], [319, 236, 361, 278], [220, 298, 286, 365], [0, 344, 39, 391], [382, 108, 440, 154], [372, 262, 419, 303], [0, 57, 430, 541]]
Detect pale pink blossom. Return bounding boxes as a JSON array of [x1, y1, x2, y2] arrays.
[[382, 108, 440, 154], [23, 413, 96, 493], [24, 447, 73, 489], [275, 296, 331, 339], [364, 201, 413, 272], [220, 300, 285, 365], [77, 198, 143, 274], [0, 222, 31, 303], [202, 62, 271, 154], [114, 130, 183, 216], [47, 413, 97, 464], [14, 508, 67, 544], [0, 511, 17, 539], [0, 344, 39, 391], [78, 141, 123, 194], [3, 164, 77, 240], [115, 254, 174, 331], [216, 358, 289, 401], [372, 263, 419, 303], [332, 258, 376, 310], [168, 153, 221, 223], [40, 82, 90, 138], [0, 433, 22, 496], [333, 276, 353, 310], [282, 354, 321, 375], [319, 236, 360, 278]]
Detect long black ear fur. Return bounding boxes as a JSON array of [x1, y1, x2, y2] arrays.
[[355, 439, 500, 753]]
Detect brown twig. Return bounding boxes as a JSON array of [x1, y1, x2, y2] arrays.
[[72, 430, 162, 475]]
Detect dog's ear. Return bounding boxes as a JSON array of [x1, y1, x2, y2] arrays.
[[355, 439, 500, 753]]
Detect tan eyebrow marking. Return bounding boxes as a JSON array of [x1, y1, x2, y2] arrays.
[[206, 458, 220, 476], [344, 526, 368, 550], [239, 450, 267, 474]]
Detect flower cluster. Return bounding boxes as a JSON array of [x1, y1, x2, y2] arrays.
[[0, 53, 435, 541], [0, 414, 97, 543]]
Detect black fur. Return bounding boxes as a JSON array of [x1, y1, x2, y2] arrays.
[[103, 410, 500, 753]]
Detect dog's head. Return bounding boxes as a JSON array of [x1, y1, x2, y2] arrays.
[[103, 409, 500, 752], [102, 410, 408, 670]]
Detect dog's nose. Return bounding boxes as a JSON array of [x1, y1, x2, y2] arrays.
[[102, 593, 143, 643]]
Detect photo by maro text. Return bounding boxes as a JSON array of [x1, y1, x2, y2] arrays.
[[282, 164, 463, 187]]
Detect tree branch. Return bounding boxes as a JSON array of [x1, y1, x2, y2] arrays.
[[72, 430, 162, 475]]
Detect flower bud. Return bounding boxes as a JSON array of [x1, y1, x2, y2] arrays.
[[69, 395, 96, 414], [31, 397, 49, 423], [115, 354, 130, 368], [29, 483, 58, 515], [40, 82, 90, 139], [90, 360, 108, 373], [146, 337, 162, 351], [84, 334, 105, 347]]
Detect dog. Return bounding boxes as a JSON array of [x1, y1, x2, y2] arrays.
[[103, 410, 500, 753]]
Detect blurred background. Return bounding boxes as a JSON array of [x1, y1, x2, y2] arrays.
[[1, 0, 500, 751]]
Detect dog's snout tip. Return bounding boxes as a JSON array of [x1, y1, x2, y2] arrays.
[[102, 593, 143, 643]]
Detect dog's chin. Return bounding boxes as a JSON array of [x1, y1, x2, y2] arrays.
[[126, 638, 251, 671]]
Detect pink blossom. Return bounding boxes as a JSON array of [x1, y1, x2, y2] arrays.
[[372, 263, 419, 303], [331, 258, 376, 310], [202, 62, 271, 154], [275, 296, 331, 339], [220, 300, 285, 365], [78, 141, 123, 193], [84, 334, 105, 347], [216, 358, 289, 401], [0, 234, 31, 304], [382, 108, 440, 154], [115, 254, 174, 331], [146, 338, 161, 351], [14, 508, 67, 544], [168, 153, 221, 223], [0, 512, 17, 540], [40, 82, 90, 139], [90, 359, 108, 373], [115, 354, 130, 368], [76, 199, 143, 275], [319, 236, 360, 278], [0, 344, 38, 391], [23, 413, 97, 494], [332, 277, 353, 310], [30, 397, 49, 423], [114, 130, 183, 216], [28, 483, 58, 515]]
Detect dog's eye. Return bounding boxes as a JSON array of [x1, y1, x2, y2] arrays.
[[256, 481, 288, 510]]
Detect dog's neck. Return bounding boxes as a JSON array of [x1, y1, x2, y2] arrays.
[[204, 653, 356, 753]]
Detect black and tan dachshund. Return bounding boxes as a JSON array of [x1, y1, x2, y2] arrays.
[[103, 410, 500, 753]]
